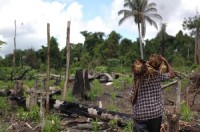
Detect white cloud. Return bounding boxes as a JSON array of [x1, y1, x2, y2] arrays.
[[0, 0, 200, 57], [0, 0, 84, 56]]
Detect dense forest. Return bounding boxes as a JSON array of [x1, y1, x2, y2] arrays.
[[0, 29, 196, 76]]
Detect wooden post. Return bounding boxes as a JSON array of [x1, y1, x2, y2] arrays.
[[13, 20, 16, 68], [40, 93, 45, 131], [175, 79, 181, 113], [46, 23, 50, 112], [62, 20, 71, 100], [167, 79, 181, 132]]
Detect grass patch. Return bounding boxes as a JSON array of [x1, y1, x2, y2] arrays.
[[43, 114, 61, 132], [87, 79, 103, 100]]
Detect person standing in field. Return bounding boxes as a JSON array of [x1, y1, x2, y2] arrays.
[[131, 54, 175, 132]]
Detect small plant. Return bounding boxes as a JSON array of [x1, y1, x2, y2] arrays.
[[180, 101, 191, 121], [17, 107, 29, 120], [110, 91, 117, 101], [0, 124, 8, 132], [65, 88, 76, 102], [95, 66, 108, 73], [107, 103, 119, 112], [108, 119, 118, 129], [122, 120, 134, 132], [0, 97, 10, 116], [17, 105, 40, 121], [43, 114, 61, 132], [91, 118, 101, 132], [87, 79, 103, 100], [113, 79, 120, 90]]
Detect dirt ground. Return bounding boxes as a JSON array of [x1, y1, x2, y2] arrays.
[[1, 79, 200, 132]]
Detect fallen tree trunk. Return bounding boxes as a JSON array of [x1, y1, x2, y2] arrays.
[[50, 99, 132, 126], [6, 93, 132, 126]]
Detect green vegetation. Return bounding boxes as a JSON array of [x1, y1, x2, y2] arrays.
[[122, 120, 134, 132], [91, 119, 101, 132], [87, 79, 103, 100], [43, 114, 61, 132], [0, 124, 8, 132], [107, 91, 119, 112], [0, 97, 11, 116], [180, 101, 191, 121], [65, 88, 77, 102], [17, 105, 40, 121]]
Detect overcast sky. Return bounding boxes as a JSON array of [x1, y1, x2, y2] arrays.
[[0, 0, 199, 57]]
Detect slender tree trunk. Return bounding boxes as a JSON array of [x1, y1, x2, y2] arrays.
[[13, 20, 16, 69], [46, 23, 50, 113], [197, 31, 200, 64], [138, 23, 144, 59], [167, 79, 181, 132], [62, 21, 71, 100], [195, 29, 200, 64]]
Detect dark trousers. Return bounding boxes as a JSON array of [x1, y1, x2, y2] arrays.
[[134, 116, 162, 132]]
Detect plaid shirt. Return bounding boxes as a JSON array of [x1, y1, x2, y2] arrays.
[[132, 73, 170, 120]]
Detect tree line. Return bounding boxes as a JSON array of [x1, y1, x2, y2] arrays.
[[0, 29, 195, 73]]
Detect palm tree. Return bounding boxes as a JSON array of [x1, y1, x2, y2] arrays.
[[118, 0, 162, 59]]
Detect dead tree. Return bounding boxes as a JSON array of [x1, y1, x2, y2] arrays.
[[166, 79, 181, 132], [46, 23, 50, 113], [26, 87, 37, 110], [13, 20, 16, 69], [72, 69, 90, 98], [13, 80, 24, 97], [62, 20, 71, 100]]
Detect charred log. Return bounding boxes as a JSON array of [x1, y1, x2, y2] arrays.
[[72, 69, 90, 98], [50, 99, 132, 126]]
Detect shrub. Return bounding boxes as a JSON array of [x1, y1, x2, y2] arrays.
[[91, 119, 101, 132], [180, 101, 191, 121], [43, 114, 61, 132], [65, 88, 77, 102], [95, 66, 108, 73], [17, 105, 40, 122], [87, 79, 103, 100], [122, 120, 134, 132], [0, 97, 10, 116]]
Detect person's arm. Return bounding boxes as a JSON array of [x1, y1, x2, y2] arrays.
[[160, 56, 175, 78]]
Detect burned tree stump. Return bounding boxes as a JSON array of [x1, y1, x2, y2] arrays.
[[166, 113, 180, 132], [12, 80, 24, 97], [26, 87, 38, 110], [72, 69, 90, 98]]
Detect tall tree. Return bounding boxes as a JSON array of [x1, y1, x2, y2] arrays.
[[118, 0, 162, 59], [157, 23, 167, 56], [13, 20, 17, 69], [49, 37, 61, 70], [183, 12, 200, 64], [103, 31, 121, 58], [81, 31, 104, 56]]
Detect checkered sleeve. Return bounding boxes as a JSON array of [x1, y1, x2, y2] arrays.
[[160, 73, 170, 82]]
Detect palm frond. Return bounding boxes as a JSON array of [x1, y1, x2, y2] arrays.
[[118, 9, 132, 16], [118, 12, 133, 25], [144, 8, 157, 13], [124, 0, 134, 9], [145, 16, 159, 29], [146, 2, 156, 9], [141, 0, 148, 12], [148, 13, 163, 21]]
